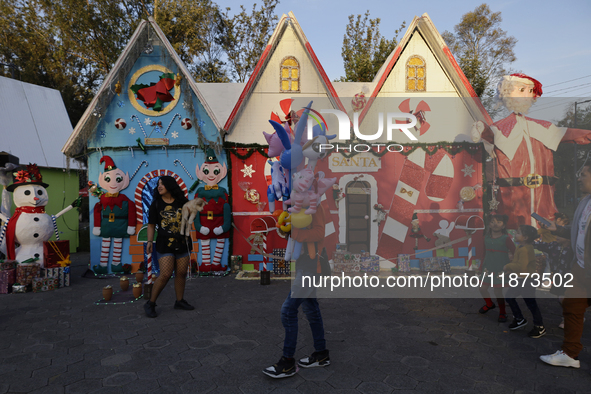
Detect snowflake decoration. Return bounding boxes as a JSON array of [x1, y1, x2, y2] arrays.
[[241, 164, 256, 178], [154, 126, 162, 133], [171, 131, 179, 139], [144, 117, 152, 125], [182, 101, 190, 110], [197, 119, 205, 128], [461, 164, 475, 177], [100, 130, 107, 138], [129, 127, 136, 135], [117, 100, 125, 108]]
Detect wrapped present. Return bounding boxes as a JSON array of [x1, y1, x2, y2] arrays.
[[419, 257, 451, 273], [336, 243, 348, 251], [42, 267, 70, 287], [0, 260, 17, 271], [43, 240, 71, 268], [360, 256, 380, 272], [0, 269, 16, 294], [33, 277, 58, 292], [397, 254, 411, 273], [12, 284, 27, 293], [16, 263, 41, 286], [273, 249, 290, 275]]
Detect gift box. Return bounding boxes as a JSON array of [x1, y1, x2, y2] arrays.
[[397, 254, 411, 273], [336, 243, 348, 251], [16, 263, 41, 286], [0, 260, 17, 271], [360, 256, 380, 272], [12, 284, 26, 293], [43, 240, 71, 268], [419, 257, 451, 273], [42, 266, 70, 287], [273, 249, 290, 275], [32, 277, 58, 293], [0, 269, 16, 294]]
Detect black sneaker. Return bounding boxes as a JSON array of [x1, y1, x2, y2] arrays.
[[508, 318, 527, 330], [262, 356, 298, 378], [174, 299, 195, 310], [298, 349, 330, 368], [528, 325, 546, 338], [144, 301, 157, 318]]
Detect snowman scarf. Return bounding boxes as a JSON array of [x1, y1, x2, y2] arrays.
[[4, 206, 45, 260]]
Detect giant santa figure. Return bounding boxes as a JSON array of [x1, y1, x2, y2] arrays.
[[472, 73, 591, 228]]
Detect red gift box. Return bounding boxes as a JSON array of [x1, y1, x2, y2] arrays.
[[0, 269, 16, 294], [43, 241, 71, 268], [16, 263, 40, 286]]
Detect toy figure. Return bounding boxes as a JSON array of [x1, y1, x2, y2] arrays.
[[409, 213, 431, 250], [192, 149, 231, 273], [92, 156, 136, 274], [472, 73, 591, 228], [247, 232, 265, 254], [267, 160, 289, 213]]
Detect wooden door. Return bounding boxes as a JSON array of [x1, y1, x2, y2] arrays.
[[346, 180, 371, 254]]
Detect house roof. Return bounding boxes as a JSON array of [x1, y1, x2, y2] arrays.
[[358, 13, 493, 125], [0, 76, 76, 169], [62, 17, 221, 157], [223, 11, 347, 134], [195, 82, 245, 128]]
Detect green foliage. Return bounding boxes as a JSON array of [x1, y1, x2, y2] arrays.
[[225, 0, 279, 83], [442, 3, 516, 98], [339, 11, 405, 82]]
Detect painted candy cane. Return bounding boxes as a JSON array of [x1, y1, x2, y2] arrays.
[[130, 115, 148, 137], [51, 215, 60, 241], [130, 161, 149, 181], [146, 251, 153, 284], [164, 113, 181, 136], [173, 159, 194, 180]]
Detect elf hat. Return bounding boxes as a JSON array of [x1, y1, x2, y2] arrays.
[[100, 156, 118, 171], [204, 148, 219, 164], [6, 163, 49, 192], [508, 73, 543, 97]]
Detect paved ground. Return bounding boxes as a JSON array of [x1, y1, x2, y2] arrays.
[[1, 253, 591, 393]]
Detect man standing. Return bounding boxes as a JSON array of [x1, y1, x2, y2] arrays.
[[540, 165, 591, 368], [472, 73, 591, 229], [263, 205, 330, 378]]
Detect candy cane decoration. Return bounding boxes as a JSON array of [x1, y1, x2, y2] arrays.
[[130, 160, 148, 181], [146, 251, 153, 284], [128, 146, 134, 158], [130, 115, 147, 137], [164, 113, 181, 136], [467, 234, 473, 270], [0, 218, 9, 248], [262, 232, 268, 271], [51, 215, 60, 241], [173, 159, 194, 180]]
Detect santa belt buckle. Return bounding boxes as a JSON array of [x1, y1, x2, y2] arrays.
[[207, 211, 214, 220], [108, 213, 115, 222], [523, 174, 543, 189]]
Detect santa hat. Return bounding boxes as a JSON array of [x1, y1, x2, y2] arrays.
[[508, 73, 543, 97], [204, 148, 219, 164], [6, 163, 49, 192], [99, 156, 117, 171]]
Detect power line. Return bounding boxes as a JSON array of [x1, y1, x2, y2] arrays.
[[528, 93, 591, 114], [543, 74, 591, 88], [544, 82, 591, 95]]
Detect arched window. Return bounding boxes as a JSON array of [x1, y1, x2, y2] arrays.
[[280, 56, 300, 92], [406, 55, 426, 92]]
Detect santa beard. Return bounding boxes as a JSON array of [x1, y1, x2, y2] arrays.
[[502, 97, 534, 115]]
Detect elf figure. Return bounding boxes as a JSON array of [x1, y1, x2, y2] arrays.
[[409, 213, 431, 250], [194, 149, 231, 273], [92, 156, 136, 274]]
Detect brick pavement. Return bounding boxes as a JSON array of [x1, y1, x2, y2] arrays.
[[1, 253, 590, 393]]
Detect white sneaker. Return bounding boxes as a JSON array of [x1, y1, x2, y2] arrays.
[[540, 350, 580, 368]]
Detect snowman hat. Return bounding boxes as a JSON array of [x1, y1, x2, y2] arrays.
[[100, 155, 118, 171], [6, 163, 49, 192]]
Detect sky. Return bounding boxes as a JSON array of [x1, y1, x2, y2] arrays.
[[217, 0, 591, 121]]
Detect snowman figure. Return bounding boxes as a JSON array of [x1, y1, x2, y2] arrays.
[[0, 164, 77, 267]]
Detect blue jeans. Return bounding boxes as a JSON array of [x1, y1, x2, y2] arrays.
[[281, 290, 326, 358], [505, 278, 544, 326]]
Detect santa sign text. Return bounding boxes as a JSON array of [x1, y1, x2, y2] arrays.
[[329, 153, 381, 173]]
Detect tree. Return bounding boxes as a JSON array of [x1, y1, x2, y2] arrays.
[[339, 11, 405, 82], [442, 3, 516, 98], [156, 0, 231, 82], [225, 0, 279, 83]]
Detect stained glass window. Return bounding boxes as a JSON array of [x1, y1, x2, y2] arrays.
[[280, 57, 300, 92], [406, 56, 426, 92]]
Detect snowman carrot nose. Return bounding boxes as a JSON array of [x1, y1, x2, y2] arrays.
[[34, 197, 40, 201]]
